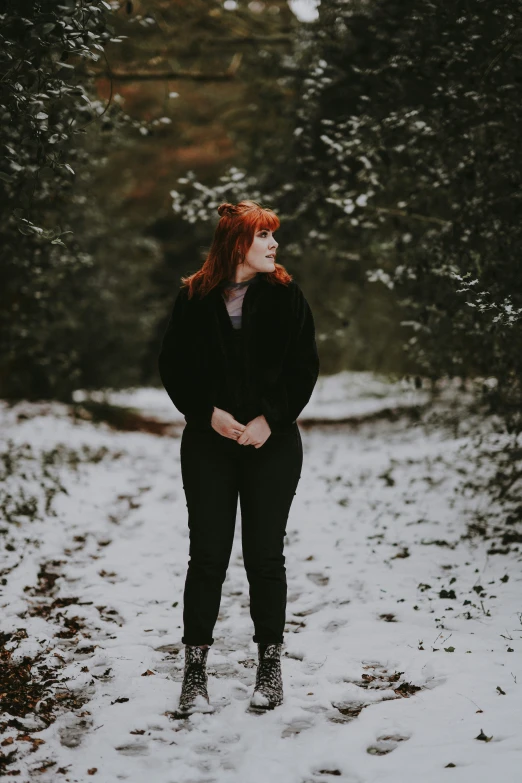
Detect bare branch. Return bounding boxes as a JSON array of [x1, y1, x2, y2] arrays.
[[90, 53, 243, 82]]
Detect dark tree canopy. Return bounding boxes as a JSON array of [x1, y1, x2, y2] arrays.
[[171, 0, 522, 420], [2, 0, 521, 426], [0, 0, 163, 400]]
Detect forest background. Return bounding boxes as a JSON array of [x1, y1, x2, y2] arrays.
[[3, 4, 522, 775], [1, 0, 520, 427]]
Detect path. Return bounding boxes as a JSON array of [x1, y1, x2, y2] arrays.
[[1, 395, 520, 783]]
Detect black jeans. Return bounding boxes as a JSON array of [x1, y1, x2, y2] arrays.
[[180, 421, 303, 646]]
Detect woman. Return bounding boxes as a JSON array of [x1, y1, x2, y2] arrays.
[[158, 200, 320, 716]]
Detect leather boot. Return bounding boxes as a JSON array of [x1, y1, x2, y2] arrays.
[[249, 642, 284, 710], [177, 645, 214, 716]]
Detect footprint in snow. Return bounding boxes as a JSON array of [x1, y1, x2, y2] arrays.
[[292, 601, 329, 617], [194, 741, 222, 754], [306, 572, 330, 586], [208, 661, 243, 679], [281, 716, 316, 738], [58, 714, 94, 748], [326, 661, 425, 723], [366, 732, 411, 755], [328, 700, 367, 724], [323, 618, 348, 632], [230, 683, 250, 701], [343, 662, 405, 691], [115, 742, 150, 756]]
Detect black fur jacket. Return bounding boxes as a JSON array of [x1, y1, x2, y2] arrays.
[[158, 273, 320, 432]]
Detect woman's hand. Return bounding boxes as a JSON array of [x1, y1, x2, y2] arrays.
[[236, 415, 271, 449], [211, 406, 247, 441]]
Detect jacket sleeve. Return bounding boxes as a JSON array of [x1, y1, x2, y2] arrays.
[[262, 284, 320, 431], [157, 286, 215, 425]]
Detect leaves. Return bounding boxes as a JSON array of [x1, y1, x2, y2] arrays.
[[0, 0, 148, 400]]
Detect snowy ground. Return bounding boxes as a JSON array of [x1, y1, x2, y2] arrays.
[[1, 374, 521, 783]]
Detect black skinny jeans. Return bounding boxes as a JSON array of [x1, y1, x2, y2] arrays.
[[180, 421, 303, 647]]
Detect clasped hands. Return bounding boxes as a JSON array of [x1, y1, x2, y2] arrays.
[[211, 406, 271, 448]]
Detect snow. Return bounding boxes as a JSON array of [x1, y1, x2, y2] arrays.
[[1, 373, 520, 783], [72, 371, 430, 424]]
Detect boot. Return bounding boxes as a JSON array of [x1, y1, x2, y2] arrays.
[[249, 642, 284, 710], [177, 645, 214, 716]]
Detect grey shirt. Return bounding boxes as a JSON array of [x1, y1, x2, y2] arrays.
[[222, 274, 260, 329]]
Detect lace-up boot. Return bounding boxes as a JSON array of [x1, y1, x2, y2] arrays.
[[177, 645, 214, 716], [249, 642, 284, 710]]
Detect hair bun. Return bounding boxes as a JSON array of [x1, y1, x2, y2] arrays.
[[217, 202, 236, 217]]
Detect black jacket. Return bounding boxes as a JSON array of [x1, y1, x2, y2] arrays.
[[158, 273, 320, 432]]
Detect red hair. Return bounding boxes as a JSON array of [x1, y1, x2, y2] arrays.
[[181, 200, 292, 298]]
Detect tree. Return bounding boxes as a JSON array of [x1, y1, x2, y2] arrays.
[[0, 0, 154, 399], [168, 0, 522, 415]]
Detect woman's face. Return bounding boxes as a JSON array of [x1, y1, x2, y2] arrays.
[[243, 227, 278, 275]]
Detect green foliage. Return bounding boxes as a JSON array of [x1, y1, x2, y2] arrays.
[[0, 0, 119, 208], [3, 1, 519, 409], [166, 6, 415, 375], [0, 1, 108, 398], [315, 0, 522, 416], [0, 0, 157, 400], [168, 0, 522, 417], [293, 0, 522, 421]]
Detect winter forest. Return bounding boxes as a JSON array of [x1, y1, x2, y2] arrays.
[[1, 1, 521, 781]]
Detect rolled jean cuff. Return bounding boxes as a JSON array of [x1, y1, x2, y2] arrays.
[[253, 634, 284, 645], [182, 635, 214, 646]]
